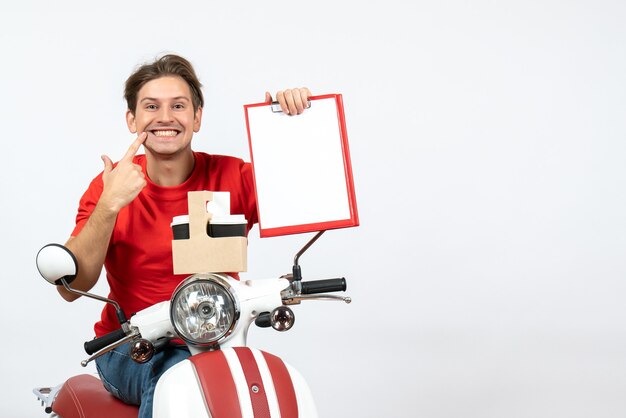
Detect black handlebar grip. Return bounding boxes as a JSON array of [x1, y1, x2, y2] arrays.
[[300, 278, 347, 294], [84, 328, 127, 355]]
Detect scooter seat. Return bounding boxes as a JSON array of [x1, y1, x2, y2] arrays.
[[53, 374, 138, 418]]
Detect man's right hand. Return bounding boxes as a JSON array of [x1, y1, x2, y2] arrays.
[[99, 132, 147, 213]]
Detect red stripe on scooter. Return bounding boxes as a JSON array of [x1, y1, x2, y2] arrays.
[[190, 351, 242, 418], [262, 351, 299, 418], [234, 347, 271, 418]]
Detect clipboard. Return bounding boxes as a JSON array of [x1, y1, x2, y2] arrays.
[[244, 94, 359, 238]]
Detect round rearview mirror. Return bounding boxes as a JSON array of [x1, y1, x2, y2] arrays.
[[36, 244, 78, 285]]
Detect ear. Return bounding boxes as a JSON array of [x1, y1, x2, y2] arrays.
[[193, 107, 203, 132], [126, 110, 137, 133]]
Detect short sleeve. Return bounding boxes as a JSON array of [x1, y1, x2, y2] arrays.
[[71, 174, 104, 237]]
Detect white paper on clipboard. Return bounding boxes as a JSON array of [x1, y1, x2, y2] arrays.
[[244, 94, 359, 237]]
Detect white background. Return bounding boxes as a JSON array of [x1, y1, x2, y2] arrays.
[[1, 1, 626, 417]]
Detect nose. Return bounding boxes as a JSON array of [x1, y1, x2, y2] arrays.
[[157, 106, 174, 123]]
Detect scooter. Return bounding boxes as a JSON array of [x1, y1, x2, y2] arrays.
[[33, 231, 350, 418]]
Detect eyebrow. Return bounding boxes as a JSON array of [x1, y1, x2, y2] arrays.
[[140, 96, 191, 103]]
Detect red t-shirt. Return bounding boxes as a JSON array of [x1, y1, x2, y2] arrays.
[[72, 152, 258, 337]]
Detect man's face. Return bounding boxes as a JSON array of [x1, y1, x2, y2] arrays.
[[126, 75, 202, 157]]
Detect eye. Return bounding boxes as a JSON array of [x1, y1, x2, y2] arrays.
[[173, 103, 185, 110], [146, 104, 158, 110]]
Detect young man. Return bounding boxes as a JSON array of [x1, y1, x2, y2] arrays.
[[59, 54, 311, 418]]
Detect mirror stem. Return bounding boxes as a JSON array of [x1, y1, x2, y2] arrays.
[[60, 278, 129, 327], [292, 230, 325, 283]]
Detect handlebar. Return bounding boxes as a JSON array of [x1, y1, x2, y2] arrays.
[[300, 278, 346, 294], [84, 328, 127, 355]]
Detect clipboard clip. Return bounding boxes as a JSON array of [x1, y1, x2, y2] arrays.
[[270, 100, 312, 113]]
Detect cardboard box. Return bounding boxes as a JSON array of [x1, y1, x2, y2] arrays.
[[172, 191, 247, 274]]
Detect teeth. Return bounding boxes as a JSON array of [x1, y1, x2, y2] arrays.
[[153, 130, 178, 137]]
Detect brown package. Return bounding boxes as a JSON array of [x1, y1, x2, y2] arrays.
[[172, 191, 247, 274]]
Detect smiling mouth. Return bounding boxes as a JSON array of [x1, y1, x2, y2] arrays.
[[151, 129, 180, 137]]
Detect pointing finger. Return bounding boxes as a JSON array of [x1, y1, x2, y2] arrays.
[[122, 132, 147, 161]]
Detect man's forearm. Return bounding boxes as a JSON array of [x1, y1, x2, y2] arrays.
[[58, 203, 118, 302]]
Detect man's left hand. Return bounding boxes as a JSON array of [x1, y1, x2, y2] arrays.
[[265, 87, 312, 115]]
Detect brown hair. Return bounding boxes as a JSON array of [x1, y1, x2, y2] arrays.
[[124, 54, 204, 114]]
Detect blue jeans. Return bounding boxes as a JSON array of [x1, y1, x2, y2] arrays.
[[95, 342, 191, 418]]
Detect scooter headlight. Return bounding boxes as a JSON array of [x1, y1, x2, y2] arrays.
[[170, 274, 239, 346]]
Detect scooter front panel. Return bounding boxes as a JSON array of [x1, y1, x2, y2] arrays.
[[259, 350, 298, 417], [155, 347, 317, 417], [222, 348, 265, 417], [153, 360, 213, 418], [193, 349, 243, 418]]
